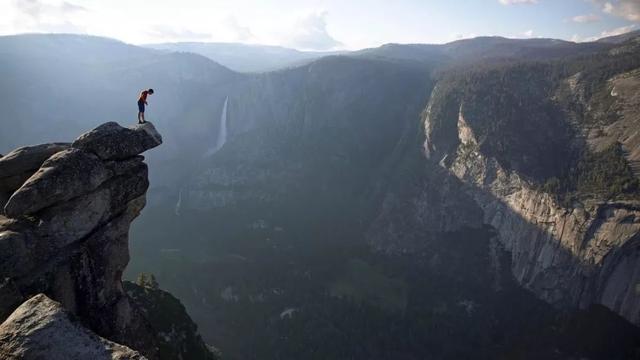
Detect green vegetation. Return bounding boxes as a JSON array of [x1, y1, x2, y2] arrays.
[[129, 225, 640, 360], [573, 143, 639, 199], [135, 272, 159, 290], [429, 39, 640, 203], [121, 36, 640, 360], [432, 61, 575, 181], [329, 258, 407, 311], [125, 280, 219, 360], [539, 143, 639, 203]]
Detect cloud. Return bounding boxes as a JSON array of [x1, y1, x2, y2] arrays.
[[573, 24, 637, 42], [5, 0, 87, 34], [498, 0, 538, 5], [146, 25, 212, 42], [450, 32, 478, 40], [572, 14, 601, 23], [510, 29, 536, 38], [598, 24, 637, 37], [570, 34, 583, 42], [60, 1, 85, 13], [14, 0, 85, 20], [592, 0, 640, 21], [224, 16, 255, 42], [285, 11, 342, 51]]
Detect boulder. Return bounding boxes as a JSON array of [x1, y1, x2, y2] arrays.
[[33, 160, 149, 248], [4, 149, 110, 217], [0, 143, 70, 177], [72, 122, 162, 160], [0, 143, 70, 193], [0, 294, 146, 360]]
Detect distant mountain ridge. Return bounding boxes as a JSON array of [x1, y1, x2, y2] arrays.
[[2, 30, 640, 359], [145, 42, 345, 72], [145, 32, 630, 73], [597, 29, 640, 44]]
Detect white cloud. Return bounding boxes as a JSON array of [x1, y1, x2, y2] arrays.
[[574, 24, 637, 42], [593, 0, 640, 21], [450, 32, 478, 41], [14, 0, 86, 19], [15, 0, 86, 22], [598, 24, 637, 37], [522, 29, 534, 37], [223, 16, 255, 43], [604, 1, 640, 21], [285, 12, 342, 51], [499, 0, 538, 5], [572, 14, 601, 23], [3, 0, 87, 34]]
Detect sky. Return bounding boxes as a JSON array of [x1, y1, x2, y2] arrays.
[[0, 0, 639, 50]]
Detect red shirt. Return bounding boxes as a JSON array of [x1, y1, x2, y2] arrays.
[[138, 90, 149, 103]]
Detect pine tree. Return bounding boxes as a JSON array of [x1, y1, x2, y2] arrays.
[[148, 274, 160, 290], [136, 272, 149, 287]]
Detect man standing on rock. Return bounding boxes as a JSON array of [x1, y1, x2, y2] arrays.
[[137, 88, 154, 124]]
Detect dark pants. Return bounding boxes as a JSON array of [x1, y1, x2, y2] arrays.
[[138, 100, 145, 113]]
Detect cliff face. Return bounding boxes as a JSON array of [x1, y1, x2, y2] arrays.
[[0, 122, 212, 358], [422, 60, 640, 325], [447, 113, 640, 322]]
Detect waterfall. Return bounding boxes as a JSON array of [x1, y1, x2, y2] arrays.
[[205, 96, 229, 156], [175, 188, 183, 216]]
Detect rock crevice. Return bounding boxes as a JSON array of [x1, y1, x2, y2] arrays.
[[0, 122, 163, 358]]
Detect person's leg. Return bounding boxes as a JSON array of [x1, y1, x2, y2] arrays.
[[138, 101, 145, 123]]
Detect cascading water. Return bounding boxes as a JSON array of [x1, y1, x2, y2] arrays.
[[180, 97, 229, 216], [205, 96, 229, 156], [175, 188, 183, 216]]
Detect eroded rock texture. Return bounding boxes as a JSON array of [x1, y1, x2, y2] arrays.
[[421, 67, 640, 325], [0, 122, 162, 358], [0, 294, 146, 360]]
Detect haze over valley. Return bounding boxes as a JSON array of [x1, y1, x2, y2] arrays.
[[2, 1, 640, 359]]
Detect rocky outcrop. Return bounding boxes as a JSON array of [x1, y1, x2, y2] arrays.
[[0, 143, 70, 209], [0, 294, 146, 360], [0, 122, 163, 357], [124, 281, 219, 360], [366, 163, 484, 253], [4, 148, 112, 217], [589, 69, 640, 176], [73, 122, 163, 161]]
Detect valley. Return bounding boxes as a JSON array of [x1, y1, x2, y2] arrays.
[[2, 32, 640, 359]]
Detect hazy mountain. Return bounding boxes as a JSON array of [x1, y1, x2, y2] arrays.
[[2, 32, 640, 359], [597, 29, 640, 44], [0, 34, 237, 154], [353, 36, 611, 66], [146, 42, 345, 72]]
